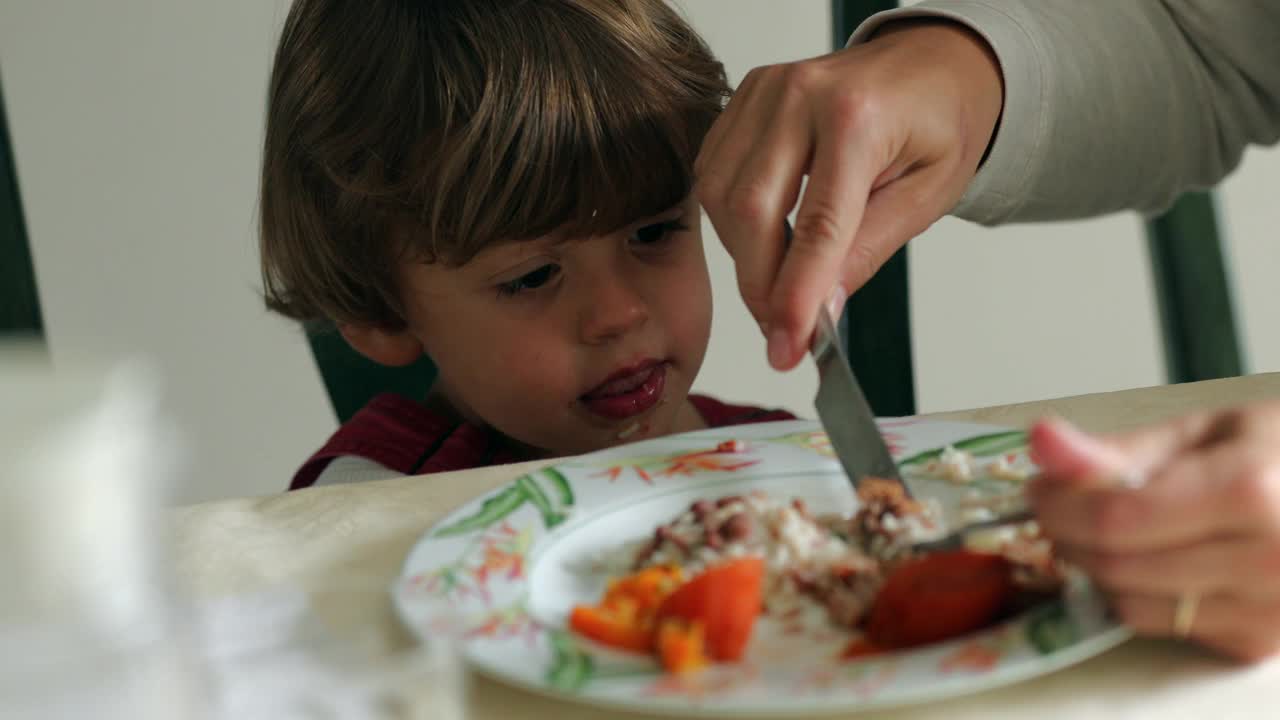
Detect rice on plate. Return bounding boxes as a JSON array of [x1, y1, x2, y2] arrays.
[[571, 478, 1063, 673]]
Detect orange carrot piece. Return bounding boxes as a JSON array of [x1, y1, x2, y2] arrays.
[[656, 618, 709, 674], [569, 603, 653, 653]]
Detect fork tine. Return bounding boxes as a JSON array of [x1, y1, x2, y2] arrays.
[[912, 508, 1036, 554]]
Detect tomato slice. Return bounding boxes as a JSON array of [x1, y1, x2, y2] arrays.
[[865, 550, 1014, 649], [656, 556, 764, 661]]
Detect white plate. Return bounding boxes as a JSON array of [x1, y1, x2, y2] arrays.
[[394, 418, 1131, 716]]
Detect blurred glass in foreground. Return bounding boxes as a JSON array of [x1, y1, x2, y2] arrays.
[[0, 343, 207, 718], [1, 343, 466, 718]]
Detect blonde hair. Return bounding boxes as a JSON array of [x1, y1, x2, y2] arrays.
[[260, 0, 729, 330]]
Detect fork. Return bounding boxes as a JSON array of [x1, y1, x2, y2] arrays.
[[910, 501, 1036, 554]]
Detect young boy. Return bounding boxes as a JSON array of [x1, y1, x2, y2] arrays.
[[259, 0, 795, 490]]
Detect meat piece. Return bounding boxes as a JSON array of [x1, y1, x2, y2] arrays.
[[715, 495, 743, 509], [845, 477, 927, 561], [704, 523, 724, 550], [719, 512, 754, 542], [656, 525, 690, 555], [857, 477, 921, 520]]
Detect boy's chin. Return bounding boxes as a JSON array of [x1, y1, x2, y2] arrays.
[[522, 395, 691, 456]]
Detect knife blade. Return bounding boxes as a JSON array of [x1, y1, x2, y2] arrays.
[[777, 219, 907, 496], [810, 300, 909, 495]]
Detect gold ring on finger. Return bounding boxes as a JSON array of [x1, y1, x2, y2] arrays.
[[1173, 592, 1199, 639]]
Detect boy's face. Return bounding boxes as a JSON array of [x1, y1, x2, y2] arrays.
[[391, 196, 712, 456]]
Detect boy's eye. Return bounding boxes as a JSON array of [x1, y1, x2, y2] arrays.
[[630, 219, 689, 246], [497, 264, 560, 297]]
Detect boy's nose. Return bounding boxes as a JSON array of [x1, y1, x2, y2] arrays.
[[578, 276, 649, 344]]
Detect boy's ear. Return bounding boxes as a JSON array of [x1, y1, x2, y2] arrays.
[[338, 324, 424, 367]]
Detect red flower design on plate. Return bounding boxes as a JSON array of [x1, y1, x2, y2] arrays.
[[409, 521, 532, 606], [940, 640, 1002, 673], [593, 440, 759, 484]]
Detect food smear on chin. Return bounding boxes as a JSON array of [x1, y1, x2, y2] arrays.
[[616, 421, 642, 440]]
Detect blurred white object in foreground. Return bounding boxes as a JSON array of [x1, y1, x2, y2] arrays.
[[0, 345, 465, 718], [198, 583, 466, 720], [0, 346, 205, 719]]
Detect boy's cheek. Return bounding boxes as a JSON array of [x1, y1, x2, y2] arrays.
[[475, 336, 573, 401], [659, 263, 713, 341]]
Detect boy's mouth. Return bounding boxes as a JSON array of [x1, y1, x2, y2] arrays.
[[579, 359, 667, 421]]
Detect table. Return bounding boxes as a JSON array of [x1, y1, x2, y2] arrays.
[[173, 374, 1280, 719]]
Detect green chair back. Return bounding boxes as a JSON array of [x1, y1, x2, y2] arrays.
[[0, 72, 44, 341], [306, 322, 437, 423], [833, 0, 916, 416], [1146, 192, 1244, 381]]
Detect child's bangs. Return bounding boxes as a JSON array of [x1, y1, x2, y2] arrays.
[[411, 0, 728, 265], [480, 92, 705, 251]]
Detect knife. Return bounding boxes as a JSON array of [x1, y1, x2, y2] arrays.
[[810, 300, 910, 496], [782, 221, 909, 496]]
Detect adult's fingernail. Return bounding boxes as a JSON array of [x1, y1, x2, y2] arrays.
[[1116, 468, 1148, 490], [768, 328, 791, 369], [1048, 416, 1093, 444], [1048, 418, 1138, 483], [825, 283, 848, 320]]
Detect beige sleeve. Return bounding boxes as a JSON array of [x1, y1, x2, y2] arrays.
[[849, 0, 1280, 223]]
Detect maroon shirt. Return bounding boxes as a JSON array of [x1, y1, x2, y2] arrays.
[[290, 393, 796, 490]]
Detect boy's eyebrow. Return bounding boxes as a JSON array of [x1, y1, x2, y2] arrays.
[[476, 203, 689, 280], [477, 238, 563, 281]]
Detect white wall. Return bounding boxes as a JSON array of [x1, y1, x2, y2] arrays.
[[1, 1, 332, 504], [3, 1, 1276, 504]]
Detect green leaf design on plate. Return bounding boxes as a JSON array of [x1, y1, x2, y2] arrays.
[[517, 473, 569, 530], [432, 469, 576, 538], [544, 467, 574, 506], [1026, 601, 1080, 654], [547, 629, 595, 692], [897, 430, 1028, 468], [432, 484, 529, 538]]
